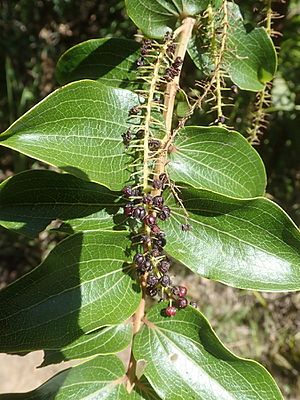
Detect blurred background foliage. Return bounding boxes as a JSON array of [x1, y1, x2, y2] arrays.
[[0, 0, 299, 398]]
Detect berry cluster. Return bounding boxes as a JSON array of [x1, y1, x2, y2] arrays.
[[121, 34, 195, 317], [136, 39, 153, 67], [123, 186, 171, 232], [122, 184, 194, 317], [165, 57, 183, 82]]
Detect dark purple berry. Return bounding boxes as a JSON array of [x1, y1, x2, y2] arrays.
[[144, 257, 153, 272], [143, 194, 153, 205], [177, 286, 187, 298], [159, 206, 171, 221], [134, 253, 145, 265], [214, 115, 226, 124], [136, 129, 145, 139], [147, 274, 159, 287], [129, 106, 139, 115], [122, 129, 132, 146], [144, 214, 157, 227], [164, 31, 173, 42], [151, 225, 161, 234], [136, 264, 147, 275], [177, 297, 188, 309], [133, 206, 146, 220], [122, 186, 133, 198], [152, 179, 162, 189], [156, 232, 166, 247], [159, 173, 168, 185], [165, 306, 177, 317], [173, 56, 183, 68], [166, 43, 176, 57], [131, 187, 142, 198], [153, 196, 164, 208], [137, 57, 145, 67], [231, 84, 238, 95], [160, 274, 171, 287], [165, 66, 179, 81], [150, 247, 161, 257], [146, 286, 158, 297], [149, 139, 161, 151], [181, 223, 191, 232], [158, 260, 171, 273], [141, 235, 151, 246], [157, 232, 166, 239], [124, 202, 134, 217]]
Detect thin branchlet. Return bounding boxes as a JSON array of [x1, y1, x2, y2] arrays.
[[248, 0, 275, 144]]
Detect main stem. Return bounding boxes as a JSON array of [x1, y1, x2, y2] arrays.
[[126, 16, 195, 393]]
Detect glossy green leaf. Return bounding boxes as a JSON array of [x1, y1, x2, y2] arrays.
[[168, 126, 266, 198], [133, 303, 283, 400], [0, 355, 128, 400], [0, 80, 139, 190], [0, 231, 140, 352], [42, 323, 132, 366], [189, 3, 277, 91], [125, 0, 209, 39], [131, 377, 162, 400], [0, 354, 160, 399], [223, 3, 277, 91], [163, 187, 300, 291], [0, 170, 124, 237], [187, 33, 214, 76], [56, 38, 141, 89]]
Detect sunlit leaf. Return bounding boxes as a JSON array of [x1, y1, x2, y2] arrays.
[[168, 126, 266, 198], [164, 187, 300, 291], [56, 38, 141, 89], [0, 231, 140, 352], [0, 80, 139, 190], [133, 303, 283, 400]]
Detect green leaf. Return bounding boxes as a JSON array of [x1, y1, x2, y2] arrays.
[[0, 231, 141, 352], [189, 3, 277, 91], [0, 80, 139, 190], [42, 323, 132, 366], [168, 126, 266, 198], [125, 0, 209, 39], [0, 355, 129, 400], [187, 32, 214, 76], [164, 187, 300, 291], [56, 38, 141, 89], [133, 303, 283, 400], [0, 170, 124, 237], [223, 3, 277, 91], [131, 377, 162, 400], [0, 354, 161, 399]]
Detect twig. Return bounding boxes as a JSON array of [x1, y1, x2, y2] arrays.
[[126, 17, 196, 393]]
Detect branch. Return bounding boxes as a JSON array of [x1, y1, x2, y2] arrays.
[[152, 17, 196, 197], [126, 17, 196, 393]]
